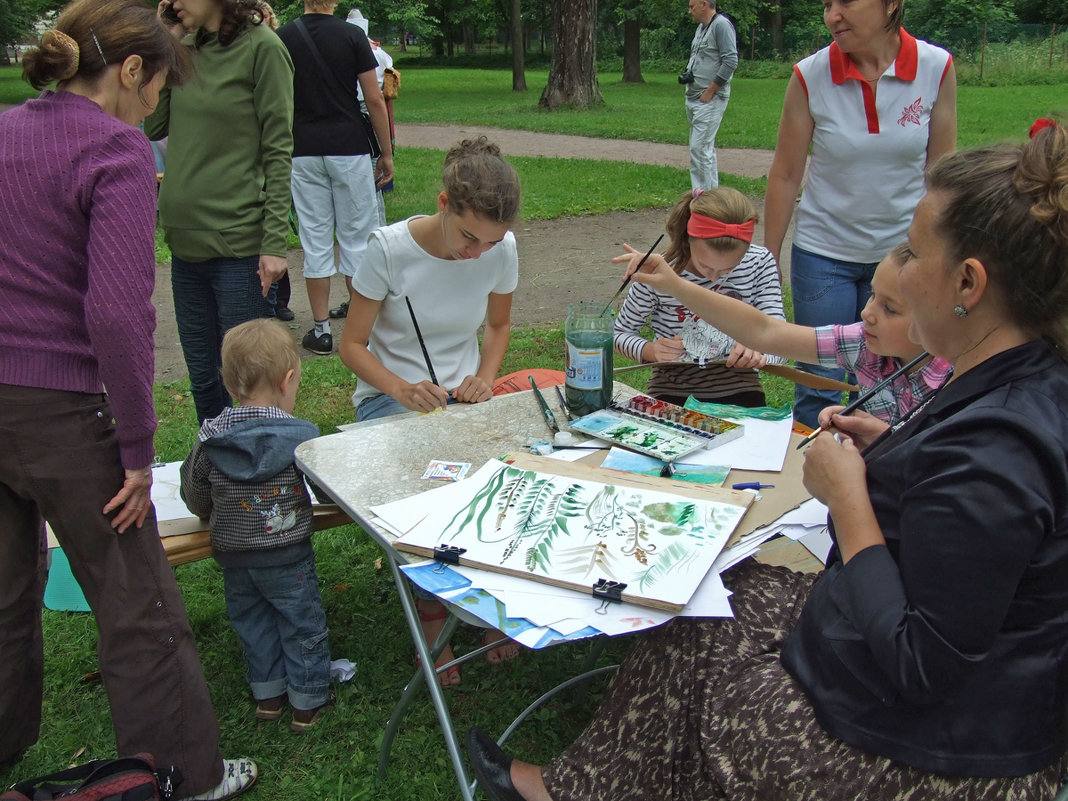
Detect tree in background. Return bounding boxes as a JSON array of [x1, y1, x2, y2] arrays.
[[540, 0, 602, 109], [0, 0, 60, 66], [509, 0, 527, 90]]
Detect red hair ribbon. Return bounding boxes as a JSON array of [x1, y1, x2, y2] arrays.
[[687, 213, 755, 243], [1030, 118, 1059, 139]]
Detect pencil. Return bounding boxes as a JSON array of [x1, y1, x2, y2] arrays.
[[795, 351, 932, 450], [404, 296, 438, 386], [600, 233, 665, 316]]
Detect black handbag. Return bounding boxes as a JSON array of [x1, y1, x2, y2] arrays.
[[1, 753, 181, 801], [292, 18, 381, 158]]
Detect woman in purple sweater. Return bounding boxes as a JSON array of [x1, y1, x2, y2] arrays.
[[0, 1, 254, 798]]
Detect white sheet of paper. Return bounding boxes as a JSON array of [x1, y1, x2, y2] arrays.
[[370, 460, 503, 535], [680, 416, 793, 472], [774, 498, 830, 539], [150, 461, 194, 522], [799, 527, 834, 563]]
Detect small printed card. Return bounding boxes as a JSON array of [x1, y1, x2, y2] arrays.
[[421, 460, 471, 482]]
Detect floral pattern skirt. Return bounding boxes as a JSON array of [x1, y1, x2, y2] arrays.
[[542, 561, 1065, 801]]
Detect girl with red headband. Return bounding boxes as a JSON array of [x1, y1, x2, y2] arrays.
[[613, 187, 786, 407], [616, 238, 950, 426]]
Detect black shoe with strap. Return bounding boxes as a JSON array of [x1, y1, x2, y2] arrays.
[[328, 301, 349, 319]]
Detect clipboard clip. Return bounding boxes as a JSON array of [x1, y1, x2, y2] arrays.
[[432, 544, 467, 573], [592, 579, 627, 614]]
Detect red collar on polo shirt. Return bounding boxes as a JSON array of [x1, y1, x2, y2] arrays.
[[829, 28, 918, 84], [826, 29, 918, 133]]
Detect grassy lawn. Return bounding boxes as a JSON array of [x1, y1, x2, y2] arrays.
[[0, 50, 1050, 800]]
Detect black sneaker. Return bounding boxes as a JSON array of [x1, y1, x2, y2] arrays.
[[275, 305, 295, 321], [302, 329, 333, 355], [328, 301, 349, 319]]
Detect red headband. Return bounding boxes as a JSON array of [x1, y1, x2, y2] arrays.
[[1030, 118, 1059, 139], [687, 213, 755, 243]]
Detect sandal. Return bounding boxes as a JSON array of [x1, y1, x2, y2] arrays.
[[415, 598, 462, 687], [482, 628, 521, 666]]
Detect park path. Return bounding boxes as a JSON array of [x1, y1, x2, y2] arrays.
[[397, 122, 775, 179]]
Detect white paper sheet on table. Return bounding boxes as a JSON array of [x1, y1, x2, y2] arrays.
[[799, 527, 834, 563], [770, 498, 829, 539], [677, 416, 793, 472]]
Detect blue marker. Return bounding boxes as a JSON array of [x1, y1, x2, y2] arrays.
[[732, 482, 775, 491]]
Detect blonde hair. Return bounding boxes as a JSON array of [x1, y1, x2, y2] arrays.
[[662, 187, 757, 272], [220, 319, 300, 401]]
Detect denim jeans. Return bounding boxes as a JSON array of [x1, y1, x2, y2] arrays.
[[222, 555, 331, 711], [171, 255, 267, 423], [789, 245, 878, 428], [686, 93, 729, 191]]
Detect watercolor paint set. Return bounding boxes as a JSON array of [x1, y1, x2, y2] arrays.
[[568, 394, 744, 463]]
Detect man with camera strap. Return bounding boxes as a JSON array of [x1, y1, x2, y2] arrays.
[[682, 0, 738, 191]]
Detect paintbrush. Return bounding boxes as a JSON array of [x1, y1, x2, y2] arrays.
[[554, 385, 573, 420], [404, 296, 438, 386], [795, 351, 932, 450], [529, 376, 560, 433], [600, 233, 665, 316]]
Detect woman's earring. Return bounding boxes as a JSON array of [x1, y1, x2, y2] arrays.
[[954, 304, 968, 319]]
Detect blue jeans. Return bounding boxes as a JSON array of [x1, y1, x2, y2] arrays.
[[789, 245, 878, 428], [222, 555, 331, 711], [171, 255, 267, 423]]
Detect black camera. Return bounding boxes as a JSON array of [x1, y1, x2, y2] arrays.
[[678, 70, 695, 85], [161, 3, 181, 24]]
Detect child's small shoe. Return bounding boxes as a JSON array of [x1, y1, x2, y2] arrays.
[[254, 695, 286, 721], [290, 695, 332, 733]]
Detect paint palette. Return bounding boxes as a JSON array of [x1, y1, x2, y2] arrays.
[[568, 394, 744, 463]]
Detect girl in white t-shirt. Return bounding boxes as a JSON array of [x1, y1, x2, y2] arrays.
[[338, 137, 522, 685]]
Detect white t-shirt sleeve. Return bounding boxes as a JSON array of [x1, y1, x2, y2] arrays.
[[352, 230, 391, 301], [491, 233, 520, 295]]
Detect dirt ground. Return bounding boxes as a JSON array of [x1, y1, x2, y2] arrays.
[[142, 123, 789, 383]]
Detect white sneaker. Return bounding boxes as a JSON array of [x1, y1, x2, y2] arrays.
[[177, 758, 258, 800]]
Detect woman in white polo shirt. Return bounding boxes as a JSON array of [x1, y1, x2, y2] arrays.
[[763, 0, 956, 428]]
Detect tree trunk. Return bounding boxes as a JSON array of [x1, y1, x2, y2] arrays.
[[463, 23, 476, 54], [511, 0, 527, 91], [539, 0, 603, 109], [770, 6, 783, 58], [622, 13, 644, 83]]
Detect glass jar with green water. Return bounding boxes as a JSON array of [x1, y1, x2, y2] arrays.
[[564, 301, 613, 416]]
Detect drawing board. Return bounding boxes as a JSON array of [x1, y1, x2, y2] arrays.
[[394, 454, 752, 612]]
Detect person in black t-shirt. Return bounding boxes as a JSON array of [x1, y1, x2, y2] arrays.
[[277, 1, 393, 356]]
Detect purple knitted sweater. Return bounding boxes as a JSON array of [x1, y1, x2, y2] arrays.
[[0, 91, 158, 468]]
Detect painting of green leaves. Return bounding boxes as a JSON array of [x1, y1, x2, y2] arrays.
[[395, 460, 748, 611]]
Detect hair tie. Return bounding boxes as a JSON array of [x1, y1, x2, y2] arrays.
[[687, 213, 755, 243], [1030, 118, 1059, 139], [42, 30, 80, 80], [691, 188, 704, 199]]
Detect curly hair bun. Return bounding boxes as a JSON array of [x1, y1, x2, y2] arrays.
[[1016, 124, 1068, 250], [28, 29, 81, 85]]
